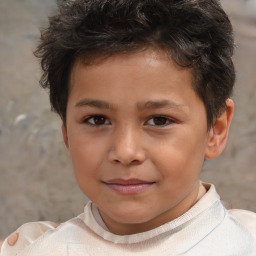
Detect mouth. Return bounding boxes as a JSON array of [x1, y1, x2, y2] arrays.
[[103, 179, 155, 194]]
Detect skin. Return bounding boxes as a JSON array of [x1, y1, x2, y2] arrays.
[[62, 49, 234, 235]]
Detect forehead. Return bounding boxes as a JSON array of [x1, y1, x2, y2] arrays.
[[67, 48, 206, 123], [68, 49, 199, 107], [69, 50, 203, 106], [70, 49, 194, 92]]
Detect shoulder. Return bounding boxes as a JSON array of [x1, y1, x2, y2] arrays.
[[228, 208, 256, 240], [0, 221, 59, 256]]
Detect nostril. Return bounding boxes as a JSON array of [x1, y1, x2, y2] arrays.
[[130, 159, 141, 165], [110, 154, 145, 166], [107, 134, 146, 165]]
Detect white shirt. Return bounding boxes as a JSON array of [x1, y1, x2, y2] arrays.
[[1, 184, 256, 256]]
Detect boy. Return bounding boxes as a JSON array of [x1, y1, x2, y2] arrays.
[[1, 0, 256, 255]]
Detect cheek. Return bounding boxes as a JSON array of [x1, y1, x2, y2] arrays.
[[68, 135, 104, 176], [153, 142, 202, 200], [151, 138, 204, 180], [69, 141, 100, 197]]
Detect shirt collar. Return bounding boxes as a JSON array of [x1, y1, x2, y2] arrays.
[[82, 183, 224, 244]]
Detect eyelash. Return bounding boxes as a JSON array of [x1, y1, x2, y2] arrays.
[[146, 116, 175, 126], [83, 115, 110, 126], [82, 115, 175, 127]]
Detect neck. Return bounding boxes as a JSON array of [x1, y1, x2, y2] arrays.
[[98, 181, 206, 235]]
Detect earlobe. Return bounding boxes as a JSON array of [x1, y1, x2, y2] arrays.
[[205, 99, 234, 159], [61, 123, 70, 152]]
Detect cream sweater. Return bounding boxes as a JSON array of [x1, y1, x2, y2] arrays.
[[1, 184, 256, 256]]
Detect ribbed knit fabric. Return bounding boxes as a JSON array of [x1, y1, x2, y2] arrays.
[[1, 184, 256, 256]]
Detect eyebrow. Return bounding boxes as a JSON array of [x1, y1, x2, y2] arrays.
[[75, 99, 114, 109], [75, 98, 184, 111], [137, 100, 185, 110]]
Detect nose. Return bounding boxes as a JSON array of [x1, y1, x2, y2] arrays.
[[108, 125, 146, 166]]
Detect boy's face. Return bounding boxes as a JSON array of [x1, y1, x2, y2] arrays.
[[62, 49, 226, 235]]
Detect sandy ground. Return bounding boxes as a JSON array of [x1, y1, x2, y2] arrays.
[[0, 0, 256, 239]]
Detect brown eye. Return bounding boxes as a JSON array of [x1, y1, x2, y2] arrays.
[[84, 115, 110, 126], [153, 117, 168, 125], [146, 116, 173, 126]]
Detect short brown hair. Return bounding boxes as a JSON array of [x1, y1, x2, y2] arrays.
[[35, 0, 235, 127]]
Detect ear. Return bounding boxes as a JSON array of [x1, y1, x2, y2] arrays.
[[205, 99, 234, 159], [61, 123, 70, 153]]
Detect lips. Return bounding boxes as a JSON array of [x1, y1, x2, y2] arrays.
[[103, 179, 155, 194]]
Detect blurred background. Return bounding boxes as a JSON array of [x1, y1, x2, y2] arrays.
[[0, 0, 255, 239]]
